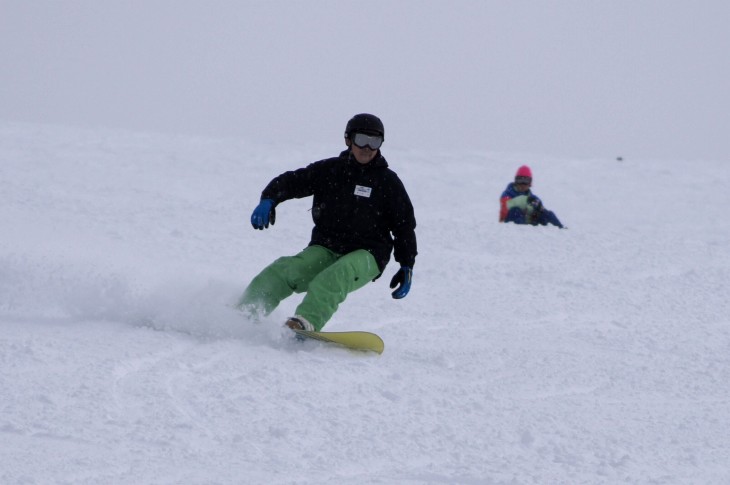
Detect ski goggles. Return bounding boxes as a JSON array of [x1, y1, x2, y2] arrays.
[[515, 176, 532, 186], [352, 132, 383, 150]]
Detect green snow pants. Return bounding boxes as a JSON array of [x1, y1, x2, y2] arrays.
[[237, 245, 380, 331]]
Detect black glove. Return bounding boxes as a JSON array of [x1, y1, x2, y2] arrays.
[[527, 195, 543, 213]]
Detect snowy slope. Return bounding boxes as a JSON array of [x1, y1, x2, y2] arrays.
[[1, 122, 729, 484]]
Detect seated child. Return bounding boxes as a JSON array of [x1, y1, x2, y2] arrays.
[[499, 165, 564, 228]]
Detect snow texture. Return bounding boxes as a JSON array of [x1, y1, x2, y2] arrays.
[[1, 122, 729, 484]]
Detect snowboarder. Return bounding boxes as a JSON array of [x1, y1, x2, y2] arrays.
[[238, 113, 418, 332], [499, 165, 564, 228]]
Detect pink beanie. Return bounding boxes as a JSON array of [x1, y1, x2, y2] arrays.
[[515, 165, 532, 178]]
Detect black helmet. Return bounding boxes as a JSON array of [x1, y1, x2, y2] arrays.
[[345, 113, 384, 140]]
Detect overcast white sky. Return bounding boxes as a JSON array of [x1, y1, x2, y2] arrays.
[[2, 0, 728, 161]]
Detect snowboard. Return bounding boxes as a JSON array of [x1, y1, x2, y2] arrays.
[[291, 329, 384, 354]]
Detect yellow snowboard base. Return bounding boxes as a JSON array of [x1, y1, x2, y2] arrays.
[[292, 329, 384, 354]]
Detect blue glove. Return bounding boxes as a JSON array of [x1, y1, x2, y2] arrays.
[[250, 199, 276, 230], [389, 266, 412, 299]]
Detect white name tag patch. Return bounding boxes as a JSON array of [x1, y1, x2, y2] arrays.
[[354, 185, 372, 198]]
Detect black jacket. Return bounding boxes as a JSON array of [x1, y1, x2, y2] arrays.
[[260, 149, 417, 274]]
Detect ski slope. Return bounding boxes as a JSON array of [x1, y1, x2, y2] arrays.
[[1, 121, 729, 484]]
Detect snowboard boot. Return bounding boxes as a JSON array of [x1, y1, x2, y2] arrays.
[[285, 316, 314, 332]]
